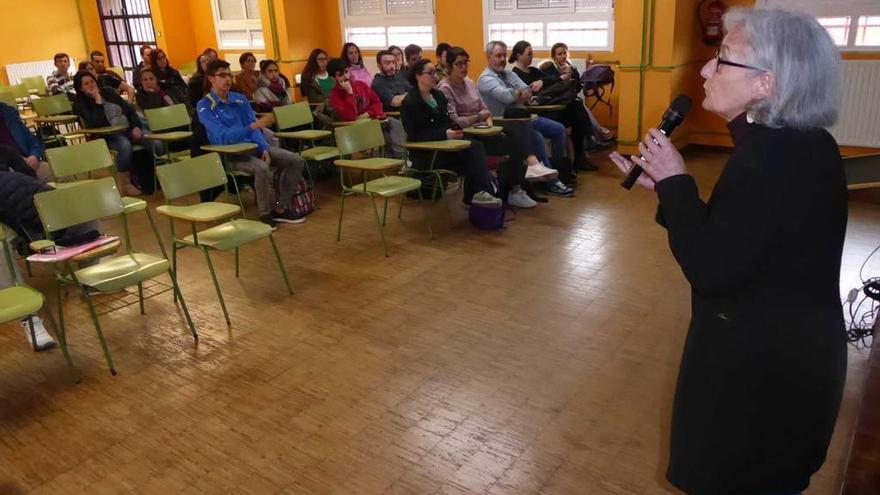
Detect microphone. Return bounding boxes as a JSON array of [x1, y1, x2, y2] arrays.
[[621, 94, 693, 190]]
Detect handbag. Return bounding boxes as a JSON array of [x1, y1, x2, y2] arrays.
[[535, 78, 579, 105], [274, 168, 316, 217]]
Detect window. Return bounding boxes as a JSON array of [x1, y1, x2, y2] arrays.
[[484, 0, 614, 51], [210, 0, 265, 50], [339, 0, 435, 49], [97, 0, 157, 83], [760, 0, 880, 50]]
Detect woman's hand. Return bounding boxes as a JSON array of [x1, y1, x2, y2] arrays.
[[477, 109, 491, 122], [529, 80, 543, 93], [446, 128, 464, 140], [634, 128, 687, 184], [609, 151, 656, 191], [131, 127, 143, 142]]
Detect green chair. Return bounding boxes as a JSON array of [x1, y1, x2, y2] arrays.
[[20, 75, 47, 96], [274, 102, 339, 208], [333, 120, 426, 257], [179, 61, 197, 78], [32, 177, 196, 375], [0, 87, 15, 106], [155, 153, 293, 325], [144, 103, 193, 190], [0, 223, 76, 374], [108, 66, 125, 78], [32, 93, 83, 146], [45, 140, 168, 259], [199, 143, 259, 218], [402, 139, 471, 205]]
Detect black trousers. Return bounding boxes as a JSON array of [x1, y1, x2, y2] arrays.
[[546, 98, 594, 160], [412, 139, 495, 203]]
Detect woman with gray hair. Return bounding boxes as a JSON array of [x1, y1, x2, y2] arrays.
[[610, 8, 847, 495]]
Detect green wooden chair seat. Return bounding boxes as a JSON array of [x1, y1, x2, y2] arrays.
[[156, 202, 241, 223], [145, 131, 193, 142], [274, 129, 330, 141], [66, 253, 170, 293], [350, 176, 422, 198], [180, 219, 273, 251], [301, 146, 340, 162], [0, 286, 44, 322], [335, 157, 404, 170]]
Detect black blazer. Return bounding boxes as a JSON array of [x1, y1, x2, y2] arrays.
[[73, 88, 142, 132], [400, 87, 452, 168], [658, 113, 848, 495]]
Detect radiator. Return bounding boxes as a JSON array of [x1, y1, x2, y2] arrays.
[[830, 60, 880, 148], [5, 59, 69, 85]]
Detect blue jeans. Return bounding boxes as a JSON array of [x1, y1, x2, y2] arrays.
[[529, 116, 566, 167], [103, 132, 133, 173]]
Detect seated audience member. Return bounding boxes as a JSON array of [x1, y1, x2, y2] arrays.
[[401, 59, 498, 207], [301, 49, 335, 125], [388, 45, 405, 71], [402, 44, 423, 79], [541, 42, 615, 143], [73, 70, 147, 196], [235, 52, 260, 100], [327, 58, 406, 159], [509, 41, 597, 171], [151, 49, 187, 96], [341, 42, 372, 87], [46, 52, 76, 100], [204, 47, 219, 62], [478, 41, 573, 196], [0, 102, 52, 182], [371, 50, 412, 111], [437, 47, 557, 205], [132, 44, 153, 89], [197, 59, 307, 227], [253, 60, 292, 111], [187, 52, 211, 110], [90, 50, 135, 101], [136, 68, 185, 111], [434, 42, 451, 80]]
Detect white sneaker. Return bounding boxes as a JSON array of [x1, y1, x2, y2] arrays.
[[525, 162, 558, 182], [508, 190, 537, 208], [21, 316, 56, 352]]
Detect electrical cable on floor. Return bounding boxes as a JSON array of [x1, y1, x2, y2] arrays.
[[845, 242, 880, 347]]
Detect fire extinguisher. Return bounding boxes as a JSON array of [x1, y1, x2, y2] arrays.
[[698, 0, 726, 45]]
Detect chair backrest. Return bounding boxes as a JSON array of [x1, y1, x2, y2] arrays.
[[46, 139, 114, 178], [156, 153, 227, 200], [0, 223, 20, 286], [32, 93, 73, 117], [145, 103, 190, 132], [34, 177, 124, 233], [0, 87, 15, 106], [108, 66, 125, 77], [9, 84, 29, 99], [21, 76, 47, 93], [273, 102, 313, 130], [334, 120, 384, 157], [178, 61, 197, 77]]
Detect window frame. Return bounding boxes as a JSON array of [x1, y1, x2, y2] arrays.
[[759, 0, 880, 51], [209, 0, 265, 51], [482, 0, 615, 52], [338, 0, 437, 50]]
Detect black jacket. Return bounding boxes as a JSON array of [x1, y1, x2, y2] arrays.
[[156, 67, 187, 95], [400, 87, 451, 168], [73, 88, 142, 132], [371, 72, 412, 111], [136, 87, 186, 111], [0, 170, 51, 241], [658, 114, 848, 495]]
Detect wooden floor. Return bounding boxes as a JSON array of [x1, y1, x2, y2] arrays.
[[1, 147, 878, 494]]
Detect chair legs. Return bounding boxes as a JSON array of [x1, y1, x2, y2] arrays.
[[369, 195, 389, 257], [202, 247, 231, 326], [168, 268, 198, 342], [337, 192, 347, 242], [41, 302, 78, 380], [228, 174, 246, 219], [78, 286, 117, 375], [268, 235, 294, 295]]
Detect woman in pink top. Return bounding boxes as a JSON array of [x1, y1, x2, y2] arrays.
[[437, 46, 558, 196], [341, 42, 373, 87]]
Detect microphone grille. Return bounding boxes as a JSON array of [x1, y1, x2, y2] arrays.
[[671, 94, 693, 115]]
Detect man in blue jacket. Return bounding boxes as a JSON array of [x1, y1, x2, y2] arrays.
[[197, 59, 306, 228], [0, 102, 53, 182]]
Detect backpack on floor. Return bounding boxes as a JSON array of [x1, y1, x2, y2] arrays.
[[274, 168, 316, 217]]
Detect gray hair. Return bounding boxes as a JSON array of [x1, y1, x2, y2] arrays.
[[724, 7, 841, 129], [485, 40, 507, 57]]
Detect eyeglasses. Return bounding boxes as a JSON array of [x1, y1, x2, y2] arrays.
[[420, 69, 437, 76], [714, 50, 766, 75], [453, 60, 470, 68]]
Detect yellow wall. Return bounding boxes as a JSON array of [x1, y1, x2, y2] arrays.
[[150, 0, 199, 67], [0, 0, 95, 84]]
